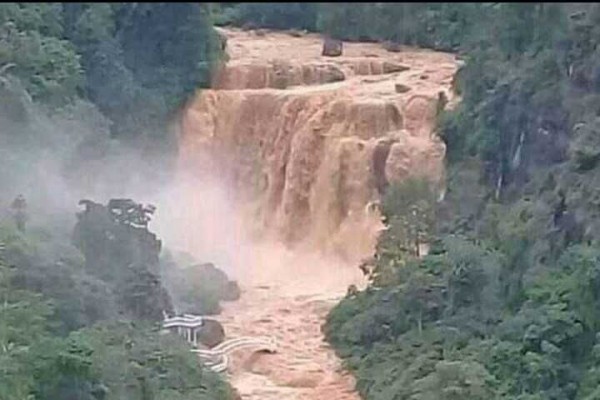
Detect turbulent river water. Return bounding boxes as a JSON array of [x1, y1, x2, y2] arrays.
[[159, 27, 458, 399]]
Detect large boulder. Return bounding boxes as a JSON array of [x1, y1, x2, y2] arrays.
[[395, 83, 411, 93], [231, 389, 243, 400], [197, 319, 225, 348], [166, 262, 241, 316], [193, 263, 241, 302], [222, 280, 241, 301], [322, 37, 343, 57]]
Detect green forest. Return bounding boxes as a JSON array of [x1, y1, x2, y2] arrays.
[[5, 2, 600, 400], [0, 4, 238, 399]]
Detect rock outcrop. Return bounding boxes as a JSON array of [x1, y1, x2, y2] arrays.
[[192, 263, 241, 302], [322, 37, 343, 57], [161, 260, 241, 316], [179, 27, 458, 264], [198, 318, 226, 348]]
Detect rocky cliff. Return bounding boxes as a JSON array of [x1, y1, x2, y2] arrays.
[[179, 28, 458, 264]]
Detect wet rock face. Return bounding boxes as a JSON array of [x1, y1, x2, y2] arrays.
[[180, 28, 458, 264]]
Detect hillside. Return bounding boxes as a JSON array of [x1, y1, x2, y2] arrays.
[[5, 3, 600, 400]]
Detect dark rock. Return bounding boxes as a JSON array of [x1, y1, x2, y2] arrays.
[[222, 280, 241, 301], [322, 37, 343, 57], [346, 284, 359, 298], [197, 319, 225, 348], [395, 83, 411, 93], [231, 388, 243, 400], [183, 262, 241, 304], [193, 263, 229, 284], [383, 62, 410, 74], [451, 64, 465, 94], [437, 91, 449, 115]]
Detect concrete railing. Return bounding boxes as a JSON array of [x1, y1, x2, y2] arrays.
[[162, 313, 277, 374], [192, 336, 277, 373], [201, 354, 230, 373]]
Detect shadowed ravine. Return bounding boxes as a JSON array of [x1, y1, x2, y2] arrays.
[[168, 27, 459, 399]]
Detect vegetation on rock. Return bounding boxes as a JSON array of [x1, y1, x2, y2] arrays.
[[0, 4, 232, 397], [0, 211, 236, 399], [9, 2, 600, 399]]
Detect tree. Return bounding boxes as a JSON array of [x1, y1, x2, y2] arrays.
[[0, 6, 83, 106], [233, 3, 318, 31], [408, 360, 496, 400], [0, 263, 53, 399], [380, 177, 437, 259], [73, 199, 173, 322]]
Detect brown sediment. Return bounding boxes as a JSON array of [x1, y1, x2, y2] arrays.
[[171, 27, 458, 400], [180, 28, 456, 265]]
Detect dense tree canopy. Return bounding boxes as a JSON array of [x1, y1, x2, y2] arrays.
[[0, 3, 239, 399], [1, 3, 222, 154], [0, 198, 238, 399], [7, 2, 600, 399]]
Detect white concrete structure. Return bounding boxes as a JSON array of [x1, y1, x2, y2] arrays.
[[162, 314, 277, 373], [162, 314, 205, 347], [192, 336, 277, 373]]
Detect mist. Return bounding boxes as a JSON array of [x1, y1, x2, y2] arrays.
[[0, 81, 176, 242], [0, 82, 250, 283], [0, 33, 367, 307], [150, 167, 246, 273]]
